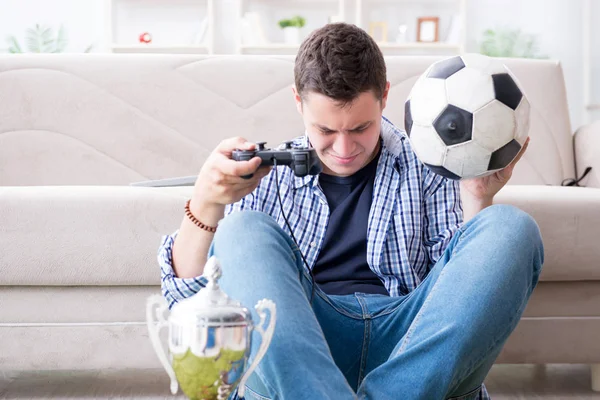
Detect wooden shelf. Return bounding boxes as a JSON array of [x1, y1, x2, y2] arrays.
[[110, 44, 210, 54], [377, 42, 461, 50]]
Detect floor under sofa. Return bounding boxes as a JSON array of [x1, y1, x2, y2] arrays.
[[1, 364, 599, 399]]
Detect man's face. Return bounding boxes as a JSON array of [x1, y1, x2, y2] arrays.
[[293, 85, 390, 177]]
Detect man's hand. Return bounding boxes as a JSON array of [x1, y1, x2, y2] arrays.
[[172, 137, 272, 279], [460, 137, 530, 221], [190, 137, 272, 223]]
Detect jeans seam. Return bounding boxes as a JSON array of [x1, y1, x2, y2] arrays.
[[449, 281, 534, 392], [446, 384, 482, 400], [245, 365, 278, 400], [395, 264, 448, 355], [241, 385, 273, 400], [356, 295, 371, 387]]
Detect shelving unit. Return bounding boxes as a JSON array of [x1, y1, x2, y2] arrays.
[[238, 0, 346, 55], [238, 0, 466, 55], [106, 0, 214, 54], [103, 0, 466, 57]]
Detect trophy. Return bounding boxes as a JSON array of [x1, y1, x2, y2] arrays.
[[146, 256, 276, 400]]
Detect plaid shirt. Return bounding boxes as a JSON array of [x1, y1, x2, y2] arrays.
[[158, 116, 489, 399]]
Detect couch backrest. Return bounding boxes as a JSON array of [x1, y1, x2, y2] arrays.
[[0, 54, 574, 186]]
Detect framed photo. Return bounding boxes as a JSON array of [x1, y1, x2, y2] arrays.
[[417, 17, 439, 42], [368, 21, 388, 43]]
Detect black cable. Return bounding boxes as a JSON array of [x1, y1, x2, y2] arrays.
[[272, 159, 317, 304], [561, 166, 592, 187]]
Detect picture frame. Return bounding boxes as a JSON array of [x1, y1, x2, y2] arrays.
[[417, 17, 439, 42], [368, 21, 388, 43]]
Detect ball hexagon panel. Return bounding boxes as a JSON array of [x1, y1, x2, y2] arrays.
[[472, 100, 516, 153], [405, 99, 413, 135], [514, 96, 531, 145], [427, 56, 465, 79], [445, 66, 496, 113], [408, 124, 447, 165], [492, 73, 523, 110], [408, 77, 448, 126], [424, 163, 461, 180], [444, 140, 492, 178], [460, 53, 507, 76], [488, 139, 522, 170], [432, 104, 473, 146]]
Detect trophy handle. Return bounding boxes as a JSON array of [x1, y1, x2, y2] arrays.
[[146, 295, 179, 395], [237, 299, 276, 398]]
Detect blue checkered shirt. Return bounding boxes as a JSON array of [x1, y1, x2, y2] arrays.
[[158, 116, 489, 400]]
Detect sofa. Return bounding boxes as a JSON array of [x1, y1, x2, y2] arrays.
[[1, 54, 599, 391]]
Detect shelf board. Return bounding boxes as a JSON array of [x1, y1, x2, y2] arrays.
[[240, 43, 299, 50], [377, 42, 461, 50], [110, 44, 210, 54]]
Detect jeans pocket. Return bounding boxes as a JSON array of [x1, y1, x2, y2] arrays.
[[446, 385, 482, 400], [239, 385, 273, 400]]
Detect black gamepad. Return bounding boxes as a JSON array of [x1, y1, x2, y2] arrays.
[[232, 141, 322, 179]]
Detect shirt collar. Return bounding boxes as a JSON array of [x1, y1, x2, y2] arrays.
[[292, 117, 406, 189]]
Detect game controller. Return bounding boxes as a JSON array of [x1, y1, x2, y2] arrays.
[[232, 141, 322, 179]]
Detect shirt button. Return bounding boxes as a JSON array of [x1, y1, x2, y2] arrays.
[[310, 242, 316, 247]]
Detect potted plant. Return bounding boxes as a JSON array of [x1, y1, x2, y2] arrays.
[[6, 23, 94, 53], [278, 16, 306, 45], [479, 28, 547, 59]]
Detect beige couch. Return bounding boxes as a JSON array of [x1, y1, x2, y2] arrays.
[[1, 54, 599, 390]]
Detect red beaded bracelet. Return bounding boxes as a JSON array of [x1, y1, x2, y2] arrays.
[[184, 199, 218, 233]]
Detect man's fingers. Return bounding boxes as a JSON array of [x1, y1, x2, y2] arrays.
[[509, 137, 530, 168], [218, 156, 262, 178], [216, 137, 255, 154]]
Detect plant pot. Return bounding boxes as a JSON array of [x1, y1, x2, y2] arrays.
[[283, 27, 300, 45]]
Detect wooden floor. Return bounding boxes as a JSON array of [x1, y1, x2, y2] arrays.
[[1, 364, 599, 399]]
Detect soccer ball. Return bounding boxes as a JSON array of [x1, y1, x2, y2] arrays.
[[404, 53, 530, 180]]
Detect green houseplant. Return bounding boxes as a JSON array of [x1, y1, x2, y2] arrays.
[[278, 16, 306, 45], [479, 28, 546, 59], [6, 23, 93, 53]]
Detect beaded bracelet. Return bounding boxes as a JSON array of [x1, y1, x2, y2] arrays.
[[184, 199, 218, 233]]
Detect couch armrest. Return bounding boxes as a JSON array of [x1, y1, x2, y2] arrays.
[[574, 120, 600, 188], [494, 185, 600, 281], [0, 186, 193, 286]]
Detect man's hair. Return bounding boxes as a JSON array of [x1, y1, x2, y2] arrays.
[[294, 22, 387, 105]]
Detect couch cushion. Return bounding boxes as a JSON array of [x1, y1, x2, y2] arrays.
[[494, 185, 600, 281], [0, 186, 190, 286], [0, 54, 574, 187], [2, 185, 598, 286]]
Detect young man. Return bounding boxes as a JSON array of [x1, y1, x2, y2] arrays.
[[159, 23, 543, 400]]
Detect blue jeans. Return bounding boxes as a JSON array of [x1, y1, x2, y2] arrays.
[[208, 205, 544, 400]]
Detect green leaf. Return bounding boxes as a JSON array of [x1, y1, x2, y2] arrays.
[[6, 35, 23, 53], [55, 24, 68, 52], [479, 27, 544, 58]]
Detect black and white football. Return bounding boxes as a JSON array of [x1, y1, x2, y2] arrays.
[[404, 53, 530, 180]]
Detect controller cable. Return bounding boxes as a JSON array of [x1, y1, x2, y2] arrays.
[[272, 158, 317, 304]]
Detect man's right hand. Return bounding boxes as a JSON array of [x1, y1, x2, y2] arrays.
[[190, 137, 271, 215]]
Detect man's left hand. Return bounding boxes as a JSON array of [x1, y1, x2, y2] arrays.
[[460, 137, 530, 203]]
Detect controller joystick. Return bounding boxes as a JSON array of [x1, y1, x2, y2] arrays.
[[232, 141, 322, 179], [256, 142, 267, 151]]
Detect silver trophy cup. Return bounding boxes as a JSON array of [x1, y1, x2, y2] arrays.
[[146, 256, 276, 400]]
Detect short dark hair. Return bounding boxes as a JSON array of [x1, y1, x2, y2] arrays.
[[294, 22, 387, 105]]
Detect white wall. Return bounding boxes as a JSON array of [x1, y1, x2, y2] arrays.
[[465, 0, 590, 130], [0, 0, 597, 129], [0, 0, 107, 52]]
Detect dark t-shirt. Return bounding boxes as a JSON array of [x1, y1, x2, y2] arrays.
[[313, 150, 388, 296]]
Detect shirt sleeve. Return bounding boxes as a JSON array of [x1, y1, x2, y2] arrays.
[[158, 173, 274, 308], [158, 231, 208, 309], [421, 166, 464, 266]]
